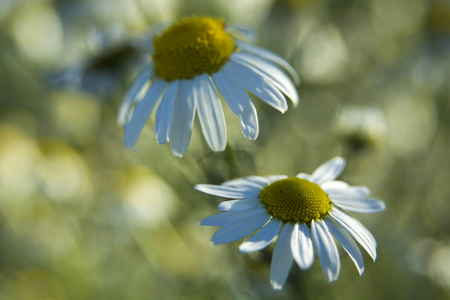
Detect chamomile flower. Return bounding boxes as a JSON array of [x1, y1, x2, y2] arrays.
[[117, 17, 299, 157], [195, 157, 385, 289]]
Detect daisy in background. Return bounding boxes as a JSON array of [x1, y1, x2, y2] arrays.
[[195, 157, 385, 289], [117, 16, 299, 157]]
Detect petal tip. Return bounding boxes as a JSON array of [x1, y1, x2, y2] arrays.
[[193, 184, 203, 191], [238, 244, 250, 253], [124, 144, 137, 152], [335, 156, 346, 165], [270, 281, 284, 290], [211, 143, 227, 152], [212, 239, 225, 246], [170, 149, 184, 158]]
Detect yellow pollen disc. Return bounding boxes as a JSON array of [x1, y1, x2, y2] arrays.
[[152, 17, 236, 81], [260, 177, 332, 224]]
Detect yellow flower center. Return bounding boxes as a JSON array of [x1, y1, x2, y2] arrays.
[[152, 17, 236, 81], [260, 177, 332, 224]]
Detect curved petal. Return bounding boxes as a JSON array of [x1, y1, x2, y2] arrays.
[[195, 74, 227, 152], [212, 71, 259, 140], [117, 63, 153, 125], [170, 79, 196, 157], [241, 176, 272, 186], [240, 175, 287, 186], [155, 80, 179, 144], [266, 175, 289, 184], [211, 209, 270, 245], [222, 60, 288, 113], [329, 208, 377, 261], [236, 41, 300, 84], [320, 180, 349, 190], [270, 223, 295, 290], [194, 184, 261, 199], [222, 178, 264, 189], [325, 186, 371, 200], [231, 52, 298, 106], [310, 220, 340, 282], [296, 173, 311, 180], [291, 223, 314, 270], [239, 219, 282, 253], [331, 197, 386, 214], [201, 209, 259, 226], [310, 157, 346, 185], [226, 25, 256, 42], [324, 218, 364, 275], [218, 199, 263, 212], [124, 80, 166, 149]]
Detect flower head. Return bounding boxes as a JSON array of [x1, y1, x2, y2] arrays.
[[117, 17, 299, 157], [195, 157, 385, 289]]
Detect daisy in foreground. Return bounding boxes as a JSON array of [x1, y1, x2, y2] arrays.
[[195, 157, 385, 289], [117, 17, 299, 157]]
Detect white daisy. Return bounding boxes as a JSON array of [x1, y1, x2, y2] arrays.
[[117, 17, 299, 157], [195, 157, 385, 289]]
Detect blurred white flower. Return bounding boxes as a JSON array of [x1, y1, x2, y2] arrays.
[[384, 90, 437, 156], [50, 25, 150, 99], [335, 105, 388, 150]]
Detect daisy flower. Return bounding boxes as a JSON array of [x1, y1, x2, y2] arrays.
[[117, 17, 299, 157], [195, 157, 385, 289]]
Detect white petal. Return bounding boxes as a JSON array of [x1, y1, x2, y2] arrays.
[[124, 80, 166, 149], [239, 219, 282, 253], [212, 71, 259, 140], [331, 197, 386, 214], [195, 74, 227, 151], [231, 52, 298, 106], [222, 178, 264, 189], [170, 79, 196, 157], [310, 157, 346, 185], [291, 223, 314, 270], [155, 80, 178, 144], [310, 220, 340, 282], [117, 63, 153, 125], [222, 60, 288, 113], [218, 199, 263, 212], [195, 184, 260, 199], [236, 41, 300, 84], [333, 208, 377, 247], [329, 208, 377, 261], [324, 218, 364, 275], [226, 25, 256, 42], [225, 175, 285, 189], [325, 186, 371, 200], [320, 180, 349, 190], [296, 173, 311, 180], [270, 223, 295, 290], [266, 175, 289, 183], [242, 176, 272, 186], [211, 209, 270, 245], [201, 210, 254, 226]]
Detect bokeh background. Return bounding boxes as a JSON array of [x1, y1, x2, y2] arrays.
[[1, 0, 450, 299]]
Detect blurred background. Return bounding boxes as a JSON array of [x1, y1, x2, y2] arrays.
[[1, 0, 450, 299]]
